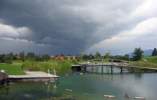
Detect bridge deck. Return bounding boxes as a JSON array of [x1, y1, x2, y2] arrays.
[[73, 63, 157, 70]]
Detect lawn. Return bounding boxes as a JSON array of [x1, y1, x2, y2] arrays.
[[130, 56, 157, 68], [144, 56, 157, 64], [0, 63, 25, 75]]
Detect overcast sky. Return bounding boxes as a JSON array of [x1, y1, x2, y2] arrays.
[[0, 0, 157, 55]]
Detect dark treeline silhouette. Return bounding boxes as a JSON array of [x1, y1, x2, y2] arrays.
[[132, 48, 143, 61], [0, 53, 15, 63], [132, 48, 157, 61], [81, 52, 129, 61], [110, 54, 130, 61], [81, 52, 103, 61], [152, 48, 157, 56], [81, 48, 157, 61], [0, 52, 50, 63], [1, 48, 157, 63]]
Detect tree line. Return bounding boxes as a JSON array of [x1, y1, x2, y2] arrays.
[[81, 48, 157, 61], [0, 48, 157, 63], [0, 52, 50, 63], [132, 48, 157, 61], [80, 52, 129, 61]]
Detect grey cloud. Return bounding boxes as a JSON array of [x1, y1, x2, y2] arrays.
[[0, 0, 144, 54]]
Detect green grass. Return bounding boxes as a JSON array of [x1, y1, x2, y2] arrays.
[[144, 56, 157, 64], [0, 63, 25, 75], [1, 56, 157, 75], [0, 59, 76, 75], [130, 56, 157, 68], [22, 60, 75, 75]]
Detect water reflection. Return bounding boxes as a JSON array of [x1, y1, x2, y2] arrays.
[[86, 66, 129, 74], [0, 73, 156, 100], [0, 85, 9, 95]]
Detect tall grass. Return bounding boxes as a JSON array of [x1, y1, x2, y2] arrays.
[[22, 60, 77, 75], [0, 59, 77, 75]]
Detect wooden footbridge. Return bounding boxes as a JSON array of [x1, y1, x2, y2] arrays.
[[72, 62, 157, 74]]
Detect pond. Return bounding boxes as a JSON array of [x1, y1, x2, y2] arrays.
[[0, 73, 157, 100]]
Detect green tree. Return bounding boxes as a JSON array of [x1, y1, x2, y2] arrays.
[[3, 53, 13, 64], [0, 54, 5, 63], [8, 52, 14, 60], [89, 54, 94, 60], [42, 54, 50, 61], [95, 51, 101, 59], [152, 48, 157, 56], [19, 51, 25, 62], [26, 52, 36, 60], [133, 48, 143, 61], [80, 53, 85, 60], [104, 52, 110, 59], [81, 54, 89, 60], [124, 54, 130, 61]]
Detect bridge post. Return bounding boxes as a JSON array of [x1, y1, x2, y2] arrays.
[[101, 66, 104, 74], [83, 66, 87, 72], [91, 65, 94, 73], [129, 67, 135, 73], [120, 67, 123, 74], [111, 66, 113, 74], [96, 66, 98, 73]]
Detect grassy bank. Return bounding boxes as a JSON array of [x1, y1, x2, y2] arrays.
[[130, 56, 157, 68], [2, 56, 157, 75], [0, 63, 24, 75], [0, 60, 77, 75]]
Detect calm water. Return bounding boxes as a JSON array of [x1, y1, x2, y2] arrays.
[[0, 73, 157, 100]]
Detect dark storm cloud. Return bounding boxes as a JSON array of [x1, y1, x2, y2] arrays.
[[0, 0, 99, 54], [0, 0, 145, 54]]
